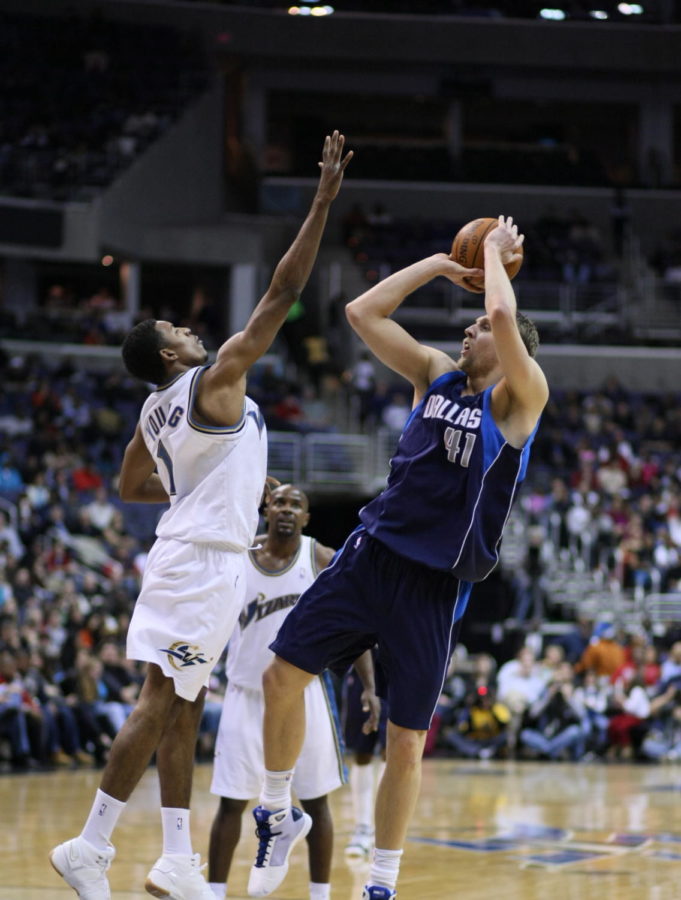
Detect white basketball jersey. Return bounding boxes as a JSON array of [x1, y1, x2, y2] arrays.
[[139, 365, 267, 550], [227, 535, 318, 691]]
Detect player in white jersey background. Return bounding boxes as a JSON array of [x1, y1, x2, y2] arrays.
[[207, 484, 380, 900], [50, 130, 353, 900]]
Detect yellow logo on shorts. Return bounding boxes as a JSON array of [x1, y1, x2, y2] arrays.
[[159, 641, 209, 669]]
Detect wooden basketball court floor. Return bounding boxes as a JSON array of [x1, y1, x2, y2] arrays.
[[3, 758, 681, 899]]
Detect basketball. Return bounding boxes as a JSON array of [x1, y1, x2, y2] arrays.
[[450, 217, 524, 293]]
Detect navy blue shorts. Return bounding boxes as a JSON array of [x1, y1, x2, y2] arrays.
[[342, 664, 388, 755], [270, 528, 470, 730]]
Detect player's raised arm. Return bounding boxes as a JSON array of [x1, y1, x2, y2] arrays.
[[484, 216, 548, 436], [345, 254, 483, 396], [206, 131, 352, 390]]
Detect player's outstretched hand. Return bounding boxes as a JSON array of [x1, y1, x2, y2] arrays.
[[485, 214, 524, 267], [316, 130, 353, 203], [360, 687, 381, 735]]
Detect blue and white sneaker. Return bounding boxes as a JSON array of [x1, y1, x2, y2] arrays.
[[247, 805, 312, 897], [362, 886, 397, 899]]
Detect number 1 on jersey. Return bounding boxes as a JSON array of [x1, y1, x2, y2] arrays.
[[444, 427, 476, 467], [156, 439, 177, 495]]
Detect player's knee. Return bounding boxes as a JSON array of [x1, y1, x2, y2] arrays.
[[262, 656, 310, 700], [135, 672, 177, 722], [388, 724, 427, 768]]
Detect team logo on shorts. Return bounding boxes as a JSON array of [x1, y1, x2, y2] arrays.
[[159, 641, 209, 669]]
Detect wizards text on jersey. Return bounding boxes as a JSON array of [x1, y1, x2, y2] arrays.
[[239, 592, 299, 630]]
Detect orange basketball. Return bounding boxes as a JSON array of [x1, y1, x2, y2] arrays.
[[450, 217, 524, 293]]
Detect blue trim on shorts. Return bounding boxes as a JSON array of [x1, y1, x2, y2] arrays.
[[319, 670, 348, 785]]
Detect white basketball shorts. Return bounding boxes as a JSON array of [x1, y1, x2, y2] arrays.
[[210, 677, 346, 800], [127, 537, 246, 702]]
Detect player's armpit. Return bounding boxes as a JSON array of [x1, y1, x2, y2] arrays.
[[315, 542, 336, 571], [119, 425, 169, 503]]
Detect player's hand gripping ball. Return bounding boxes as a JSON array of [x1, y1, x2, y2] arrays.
[[450, 216, 524, 293]]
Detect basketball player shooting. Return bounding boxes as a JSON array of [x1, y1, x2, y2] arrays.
[[248, 215, 549, 900], [49, 130, 352, 900]]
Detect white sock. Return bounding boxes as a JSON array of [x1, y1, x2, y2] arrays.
[[351, 762, 375, 831], [209, 883, 226, 899], [81, 789, 126, 850], [369, 848, 403, 890], [377, 759, 387, 786], [309, 882, 331, 900], [260, 768, 294, 810], [161, 807, 193, 856]]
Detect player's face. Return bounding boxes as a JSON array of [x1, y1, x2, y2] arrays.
[[267, 486, 310, 539], [155, 320, 208, 366], [456, 315, 499, 374]]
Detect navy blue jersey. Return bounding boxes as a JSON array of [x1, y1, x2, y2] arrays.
[[359, 370, 537, 581]]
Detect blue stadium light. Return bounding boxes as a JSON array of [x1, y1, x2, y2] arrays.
[[539, 8, 567, 20], [618, 2, 643, 12], [589, 9, 609, 17]]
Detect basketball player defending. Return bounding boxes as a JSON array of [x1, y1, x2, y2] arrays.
[[49, 130, 352, 900], [248, 215, 549, 899], [207, 484, 379, 900]]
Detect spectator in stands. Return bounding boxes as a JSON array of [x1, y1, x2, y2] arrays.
[[497, 647, 545, 756], [0, 647, 47, 767], [573, 669, 611, 756], [497, 646, 545, 707], [641, 684, 681, 762], [0, 649, 33, 769], [606, 670, 651, 761], [444, 684, 510, 760], [574, 622, 626, 678], [345, 350, 377, 429], [0, 511, 24, 562], [56, 648, 117, 764], [0, 456, 24, 499], [16, 646, 93, 767], [99, 640, 140, 721], [84, 485, 117, 532], [537, 643, 566, 684], [380, 391, 411, 433], [518, 662, 585, 761], [659, 642, 681, 688]]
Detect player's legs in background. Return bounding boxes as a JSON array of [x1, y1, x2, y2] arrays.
[[208, 796, 248, 899], [367, 721, 427, 896], [346, 752, 377, 857], [342, 668, 386, 859], [301, 794, 333, 900]]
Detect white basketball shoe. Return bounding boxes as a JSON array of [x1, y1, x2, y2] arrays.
[[145, 853, 215, 899], [49, 835, 115, 900], [345, 824, 375, 857]]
